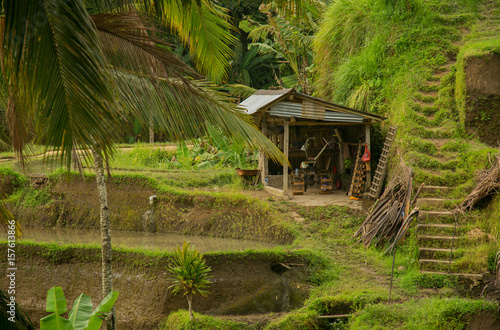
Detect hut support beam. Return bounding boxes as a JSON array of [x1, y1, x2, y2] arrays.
[[365, 124, 371, 192], [260, 117, 269, 185], [283, 121, 289, 197]]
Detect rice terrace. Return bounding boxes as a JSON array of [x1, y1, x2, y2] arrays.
[[1, 0, 500, 329]]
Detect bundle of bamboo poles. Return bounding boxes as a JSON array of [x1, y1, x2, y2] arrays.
[[354, 158, 420, 253], [458, 155, 500, 212]]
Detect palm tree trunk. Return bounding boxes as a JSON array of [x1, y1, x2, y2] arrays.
[[187, 293, 193, 320], [149, 119, 154, 144], [92, 148, 116, 330]]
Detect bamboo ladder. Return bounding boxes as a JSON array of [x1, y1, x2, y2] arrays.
[[368, 126, 398, 200]]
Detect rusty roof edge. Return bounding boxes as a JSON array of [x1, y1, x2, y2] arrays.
[[243, 88, 387, 121], [291, 90, 387, 121]]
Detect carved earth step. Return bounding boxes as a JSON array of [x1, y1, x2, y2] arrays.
[[420, 185, 450, 195], [416, 224, 461, 233], [419, 258, 455, 264], [418, 210, 455, 222], [419, 258, 455, 272], [417, 234, 455, 240], [417, 224, 456, 230], [419, 247, 462, 260], [416, 198, 448, 208], [420, 270, 485, 281], [419, 258, 461, 273], [417, 234, 474, 249], [416, 227, 465, 239]]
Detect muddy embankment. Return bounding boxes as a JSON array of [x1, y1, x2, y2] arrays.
[[0, 243, 311, 329], [464, 52, 500, 146], [0, 174, 305, 328], [6, 174, 294, 244]]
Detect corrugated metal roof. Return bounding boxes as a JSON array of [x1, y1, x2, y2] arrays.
[[270, 102, 363, 122], [238, 88, 386, 122], [270, 102, 302, 117], [239, 89, 292, 115]]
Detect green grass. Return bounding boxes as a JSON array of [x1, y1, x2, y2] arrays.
[[0, 144, 46, 159], [349, 297, 497, 329], [159, 310, 258, 330], [264, 309, 320, 330], [115, 142, 177, 149], [406, 151, 458, 171]]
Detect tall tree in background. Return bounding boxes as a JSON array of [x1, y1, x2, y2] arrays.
[[1, 0, 285, 328]]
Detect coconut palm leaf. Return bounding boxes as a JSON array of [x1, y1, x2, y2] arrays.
[[225, 84, 257, 99], [90, 12, 284, 162], [86, 0, 200, 13], [137, 0, 236, 82], [112, 69, 285, 163], [92, 11, 200, 79], [89, 0, 236, 82], [2, 0, 118, 168], [0, 288, 35, 329]]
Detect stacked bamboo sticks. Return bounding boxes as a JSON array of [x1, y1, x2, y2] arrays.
[[354, 158, 420, 253], [459, 155, 500, 212]]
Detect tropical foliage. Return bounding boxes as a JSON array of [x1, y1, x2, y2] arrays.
[[0, 0, 285, 167], [243, 1, 327, 94], [0, 288, 35, 330], [40, 286, 119, 330], [1, 1, 286, 329], [167, 241, 212, 320]]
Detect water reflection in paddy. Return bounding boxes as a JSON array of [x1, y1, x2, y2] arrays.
[[5, 227, 278, 253]]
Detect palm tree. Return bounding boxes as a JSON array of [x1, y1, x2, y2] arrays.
[[0, 1, 289, 328]]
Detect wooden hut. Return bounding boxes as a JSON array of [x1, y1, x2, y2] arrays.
[[239, 88, 386, 197]]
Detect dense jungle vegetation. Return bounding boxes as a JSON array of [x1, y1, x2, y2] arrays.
[[1, 0, 500, 329]]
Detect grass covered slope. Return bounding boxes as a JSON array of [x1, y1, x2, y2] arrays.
[[156, 204, 499, 329], [314, 0, 500, 192], [1, 155, 498, 328], [313, 0, 500, 277]]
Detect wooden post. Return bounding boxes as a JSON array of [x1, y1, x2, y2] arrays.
[[283, 121, 289, 197], [388, 246, 396, 304], [365, 124, 371, 192], [334, 129, 345, 175], [261, 118, 269, 185]]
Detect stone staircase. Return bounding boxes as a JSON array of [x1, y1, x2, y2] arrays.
[[416, 185, 485, 280]]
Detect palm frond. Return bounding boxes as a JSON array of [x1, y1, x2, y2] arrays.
[[225, 84, 257, 99], [0, 288, 35, 329], [85, 0, 200, 14], [112, 69, 286, 164], [2, 0, 118, 168], [92, 11, 200, 79], [82, 1, 237, 82], [0, 204, 21, 239], [5, 94, 34, 167], [138, 0, 236, 82]]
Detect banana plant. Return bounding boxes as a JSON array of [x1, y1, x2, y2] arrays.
[[171, 141, 194, 169], [40, 287, 119, 330], [205, 124, 251, 168]]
